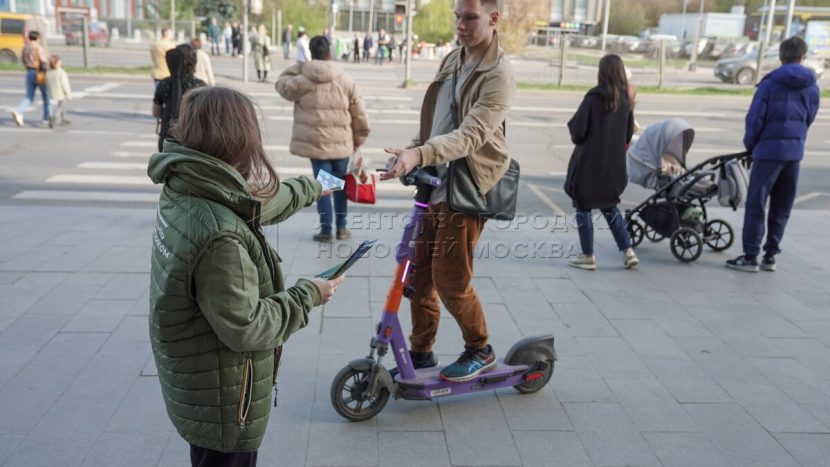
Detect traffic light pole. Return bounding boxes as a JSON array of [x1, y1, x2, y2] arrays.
[[403, 0, 413, 88]]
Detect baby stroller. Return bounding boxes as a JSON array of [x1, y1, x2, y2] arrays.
[[625, 118, 750, 263]]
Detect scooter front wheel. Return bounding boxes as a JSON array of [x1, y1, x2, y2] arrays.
[[514, 360, 555, 394], [330, 365, 390, 422]]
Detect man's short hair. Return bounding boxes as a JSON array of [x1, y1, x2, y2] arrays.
[[28, 31, 40, 41], [309, 35, 330, 60], [780, 36, 807, 64], [481, 0, 499, 9]]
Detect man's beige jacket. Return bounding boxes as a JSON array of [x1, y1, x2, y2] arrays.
[[414, 31, 516, 195]]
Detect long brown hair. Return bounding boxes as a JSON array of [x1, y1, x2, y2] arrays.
[[171, 86, 280, 199], [597, 54, 630, 113]]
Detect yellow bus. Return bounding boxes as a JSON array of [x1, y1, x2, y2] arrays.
[[0, 12, 43, 63]]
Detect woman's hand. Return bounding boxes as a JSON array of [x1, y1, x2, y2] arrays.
[[311, 274, 346, 304]]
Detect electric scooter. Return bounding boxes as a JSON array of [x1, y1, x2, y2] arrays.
[[330, 168, 557, 422]]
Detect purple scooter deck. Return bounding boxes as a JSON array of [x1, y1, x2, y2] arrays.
[[395, 360, 531, 400]]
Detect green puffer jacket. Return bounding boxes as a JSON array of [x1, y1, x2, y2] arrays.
[[147, 141, 322, 452]]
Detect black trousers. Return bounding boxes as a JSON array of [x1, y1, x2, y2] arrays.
[[190, 444, 258, 467]]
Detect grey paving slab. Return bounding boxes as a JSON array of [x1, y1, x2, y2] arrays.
[[105, 376, 174, 434], [552, 302, 619, 337], [574, 336, 654, 378], [439, 392, 521, 466], [496, 387, 573, 431], [774, 433, 830, 467], [23, 283, 101, 315], [512, 431, 593, 467], [683, 403, 801, 467], [306, 423, 380, 466], [378, 431, 451, 467], [603, 377, 698, 432], [716, 379, 829, 433], [80, 431, 170, 467], [610, 319, 686, 357], [3, 429, 99, 467], [563, 402, 661, 467], [0, 434, 25, 465], [642, 432, 732, 467], [62, 299, 132, 333], [0, 205, 829, 466], [95, 272, 150, 300], [552, 364, 617, 403], [0, 332, 107, 434]]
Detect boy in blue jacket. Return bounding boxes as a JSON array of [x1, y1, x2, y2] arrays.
[[727, 36, 820, 272]]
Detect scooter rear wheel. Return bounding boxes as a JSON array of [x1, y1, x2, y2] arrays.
[[331, 365, 390, 422], [514, 360, 555, 394]]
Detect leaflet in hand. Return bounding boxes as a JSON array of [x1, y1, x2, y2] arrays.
[[316, 240, 377, 280], [316, 169, 345, 191]]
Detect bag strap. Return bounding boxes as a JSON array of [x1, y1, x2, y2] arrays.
[[450, 65, 506, 136]]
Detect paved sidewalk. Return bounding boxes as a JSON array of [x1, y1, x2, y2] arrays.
[[1, 204, 829, 466]]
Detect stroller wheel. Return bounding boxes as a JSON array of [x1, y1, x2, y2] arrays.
[[704, 220, 734, 252], [645, 224, 665, 242], [627, 221, 644, 248], [670, 227, 703, 263]]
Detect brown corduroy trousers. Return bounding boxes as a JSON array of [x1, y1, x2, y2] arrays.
[[409, 202, 488, 352]]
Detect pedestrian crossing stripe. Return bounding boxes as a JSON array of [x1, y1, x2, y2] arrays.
[[12, 190, 415, 209]]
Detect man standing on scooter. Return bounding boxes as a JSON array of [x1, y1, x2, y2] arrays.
[[382, 0, 515, 382]]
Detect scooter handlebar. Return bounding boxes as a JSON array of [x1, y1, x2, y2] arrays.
[[376, 168, 442, 187]]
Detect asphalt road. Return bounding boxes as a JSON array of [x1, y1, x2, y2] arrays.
[[1, 64, 828, 218]]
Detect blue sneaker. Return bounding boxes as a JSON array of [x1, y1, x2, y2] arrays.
[[389, 350, 438, 380], [726, 255, 759, 273], [761, 256, 776, 272], [440, 345, 497, 382]]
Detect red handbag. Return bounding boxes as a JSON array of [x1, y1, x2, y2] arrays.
[[344, 173, 377, 204]]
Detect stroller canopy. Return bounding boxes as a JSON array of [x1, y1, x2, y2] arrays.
[[627, 118, 695, 190]]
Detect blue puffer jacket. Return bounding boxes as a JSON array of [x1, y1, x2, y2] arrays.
[[743, 63, 820, 161]]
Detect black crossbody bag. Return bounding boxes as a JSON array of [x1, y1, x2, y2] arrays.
[[447, 66, 519, 220]]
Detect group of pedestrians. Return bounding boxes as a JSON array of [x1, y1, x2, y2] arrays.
[[7, 2, 818, 466], [9, 31, 73, 129]]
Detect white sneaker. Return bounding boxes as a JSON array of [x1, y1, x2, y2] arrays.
[[11, 111, 23, 127], [569, 254, 597, 271], [623, 248, 639, 269]]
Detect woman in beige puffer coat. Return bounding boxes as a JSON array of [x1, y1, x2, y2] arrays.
[[276, 35, 370, 243]]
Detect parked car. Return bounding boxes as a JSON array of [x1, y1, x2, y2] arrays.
[[706, 37, 734, 59], [642, 37, 682, 59], [64, 21, 109, 46], [714, 45, 825, 85]]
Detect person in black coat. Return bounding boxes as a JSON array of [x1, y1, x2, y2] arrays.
[[564, 54, 638, 271]]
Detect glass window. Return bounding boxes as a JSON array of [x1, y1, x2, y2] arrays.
[[1, 18, 24, 35]]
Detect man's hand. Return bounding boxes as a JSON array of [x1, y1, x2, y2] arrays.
[[310, 274, 346, 304], [380, 147, 420, 180]]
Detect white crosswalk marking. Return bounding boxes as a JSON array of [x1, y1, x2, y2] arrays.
[[13, 190, 160, 202], [120, 141, 157, 147]]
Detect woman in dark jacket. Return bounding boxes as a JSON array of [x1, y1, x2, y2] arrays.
[[152, 44, 206, 151], [564, 54, 638, 271]]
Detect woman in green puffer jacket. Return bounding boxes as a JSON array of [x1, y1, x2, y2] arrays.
[[148, 86, 344, 466]]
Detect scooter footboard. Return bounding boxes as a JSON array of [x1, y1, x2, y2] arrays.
[[503, 335, 557, 366]]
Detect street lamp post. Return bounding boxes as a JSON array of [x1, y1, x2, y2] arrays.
[[784, 0, 796, 38], [688, 0, 705, 71], [403, 0, 413, 88], [755, 0, 777, 85], [600, 0, 611, 53]]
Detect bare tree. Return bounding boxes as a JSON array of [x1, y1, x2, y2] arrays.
[[498, 0, 548, 54]]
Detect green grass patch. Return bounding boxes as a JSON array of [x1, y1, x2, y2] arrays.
[[0, 62, 151, 75]]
